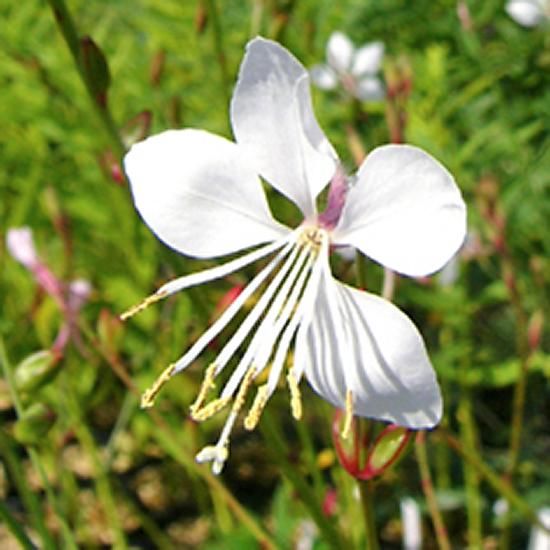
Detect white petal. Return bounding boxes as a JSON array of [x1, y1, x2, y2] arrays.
[[231, 37, 336, 218], [6, 227, 38, 269], [355, 76, 385, 101], [310, 64, 338, 90], [334, 145, 466, 277], [326, 32, 354, 73], [351, 41, 384, 76], [124, 129, 288, 258], [506, 0, 545, 27], [303, 272, 442, 428]]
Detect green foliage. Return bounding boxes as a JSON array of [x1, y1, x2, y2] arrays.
[[0, 0, 548, 548]]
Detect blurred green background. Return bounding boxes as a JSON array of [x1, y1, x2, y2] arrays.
[[1, 0, 549, 548]]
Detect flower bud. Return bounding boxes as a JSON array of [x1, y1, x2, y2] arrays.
[[528, 310, 544, 351], [14, 350, 60, 394], [13, 403, 56, 446], [6, 227, 38, 270], [365, 425, 411, 477], [332, 410, 412, 480]]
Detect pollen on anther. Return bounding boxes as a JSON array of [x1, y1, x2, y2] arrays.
[[243, 384, 269, 430], [120, 290, 167, 321], [287, 369, 303, 420], [341, 389, 354, 440], [191, 396, 231, 421], [141, 363, 176, 409], [232, 366, 257, 414], [190, 363, 218, 416]]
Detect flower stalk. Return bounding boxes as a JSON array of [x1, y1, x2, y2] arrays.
[[45, 0, 125, 159]]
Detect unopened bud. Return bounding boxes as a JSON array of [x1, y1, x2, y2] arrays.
[[14, 350, 60, 394], [149, 50, 166, 87], [528, 310, 544, 351], [332, 410, 412, 480], [365, 425, 411, 478], [13, 403, 56, 445], [80, 36, 111, 107]]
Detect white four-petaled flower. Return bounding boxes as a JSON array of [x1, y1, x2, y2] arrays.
[[506, 0, 550, 27], [310, 31, 385, 101], [123, 37, 466, 474]]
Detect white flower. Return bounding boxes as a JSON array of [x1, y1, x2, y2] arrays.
[[310, 31, 385, 101], [506, 0, 550, 27], [6, 227, 39, 269], [123, 37, 466, 474]]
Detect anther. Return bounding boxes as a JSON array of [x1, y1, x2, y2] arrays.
[[191, 396, 231, 421], [232, 366, 256, 414], [120, 290, 167, 321], [141, 363, 176, 409], [341, 389, 354, 439], [243, 384, 269, 430], [189, 363, 218, 416], [287, 369, 303, 420]]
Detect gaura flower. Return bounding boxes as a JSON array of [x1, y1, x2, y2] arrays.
[[122, 37, 466, 474], [310, 31, 385, 101], [6, 227, 92, 353], [506, 0, 550, 27]]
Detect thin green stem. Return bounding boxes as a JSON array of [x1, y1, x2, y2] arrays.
[[457, 391, 483, 548], [0, 338, 77, 550], [0, 499, 37, 550], [358, 480, 380, 550], [45, 0, 125, 158], [205, 0, 230, 105], [441, 430, 550, 534], [0, 432, 45, 550], [61, 383, 128, 549], [260, 412, 347, 550], [414, 432, 452, 550], [152, 420, 279, 550], [76, 321, 278, 550]]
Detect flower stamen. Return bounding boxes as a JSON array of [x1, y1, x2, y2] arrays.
[[341, 389, 354, 440], [287, 368, 303, 420], [244, 384, 269, 430], [120, 290, 167, 321], [191, 396, 231, 421], [141, 363, 176, 408], [232, 365, 257, 414], [189, 362, 218, 416]]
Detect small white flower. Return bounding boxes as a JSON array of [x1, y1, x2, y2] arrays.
[[310, 31, 385, 101], [506, 0, 550, 27], [123, 38, 466, 474], [6, 227, 39, 269]]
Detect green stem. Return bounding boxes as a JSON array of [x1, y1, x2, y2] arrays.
[[457, 391, 483, 548], [0, 435, 43, 550], [205, 0, 230, 105], [0, 499, 37, 550], [441, 430, 550, 534], [77, 320, 278, 549], [260, 412, 347, 550], [358, 480, 380, 550], [45, 0, 125, 158], [414, 432, 451, 550], [151, 419, 279, 550], [61, 386, 128, 549], [0, 338, 77, 550]]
